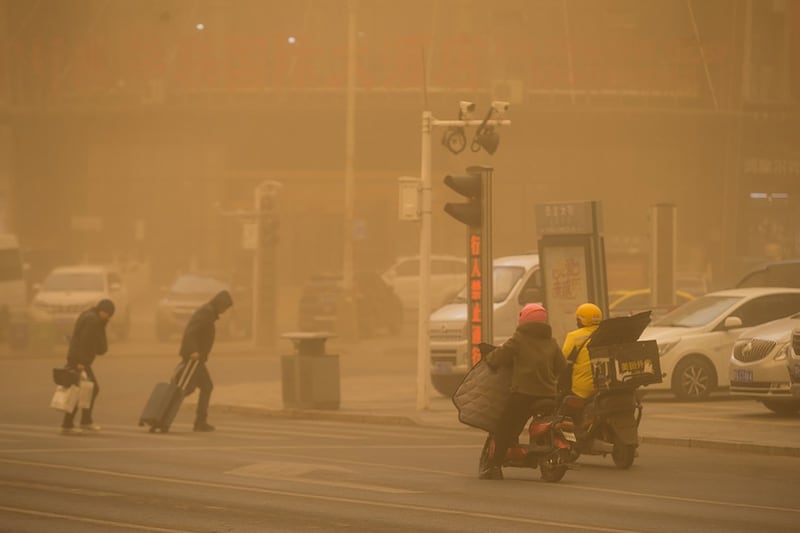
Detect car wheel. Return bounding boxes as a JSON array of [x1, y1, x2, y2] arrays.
[[761, 399, 800, 415], [671, 356, 715, 401], [430, 373, 464, 398]]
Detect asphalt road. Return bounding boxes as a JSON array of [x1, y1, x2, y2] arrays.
[[2, 334, 800, 532], [0, 413, 799, 533]]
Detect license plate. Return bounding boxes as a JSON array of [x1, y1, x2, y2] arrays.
[[433, 362, 452, 374], [732, 369, 753, 383], [561, 431, 577, 442]]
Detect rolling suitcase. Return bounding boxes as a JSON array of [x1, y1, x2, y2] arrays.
[[139, 360, 200, 433]]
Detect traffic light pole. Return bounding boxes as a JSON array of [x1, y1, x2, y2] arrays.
[[417, 112, 510, 410]]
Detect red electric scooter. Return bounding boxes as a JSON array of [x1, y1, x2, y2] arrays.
[[478, 395, 584, 483]]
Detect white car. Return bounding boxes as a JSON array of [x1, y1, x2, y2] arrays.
[[428, 254, 543, 397], [640, 287, 800, 401], [381, 255, 466, 311], [32, 265, 131, 341], [729, 314, 800, 414], [789, 328, 800, 400]]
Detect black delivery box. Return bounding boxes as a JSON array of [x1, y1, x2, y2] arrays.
[[588, 311, 662, 390]]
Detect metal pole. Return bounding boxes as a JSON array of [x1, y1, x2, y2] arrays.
[[338, 0, 358, 340], [251, 187, 262, 347], [416, 114, 510, 410], [417, 110, 432, 410]]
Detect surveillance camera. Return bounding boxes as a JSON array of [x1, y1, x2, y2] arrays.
[[491, 101, 510, 115], [459, 101, 476, 115]]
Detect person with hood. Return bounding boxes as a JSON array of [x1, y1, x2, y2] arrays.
[[178, 289, 233, 432], [479, 303, 566, 480], [61, 299, 115, 434]]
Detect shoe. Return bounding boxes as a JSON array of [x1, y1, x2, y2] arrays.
[[478, 465, 504, 480], [61, 427, 82, 435], [80, 424, 101, 432], [193, 422, 215, 432]]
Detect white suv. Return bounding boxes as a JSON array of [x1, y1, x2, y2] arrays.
[[381, 254, 466, 311], [32, 265, 131, 341], [427, 254, 543, 397]]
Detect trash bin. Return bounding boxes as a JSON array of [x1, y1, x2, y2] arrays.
[[280, 332, 340, 410]]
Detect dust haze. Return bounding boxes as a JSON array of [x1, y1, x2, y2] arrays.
[[1, 0, 797, 341]]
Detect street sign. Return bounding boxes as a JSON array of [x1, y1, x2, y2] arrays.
[[535, 201, 602, 236]]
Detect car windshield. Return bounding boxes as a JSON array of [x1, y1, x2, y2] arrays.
[[43, 272, 104, 292], [651, 295, 742, 328], [171, 275, 228, 294], [451, 266, 526, 303]]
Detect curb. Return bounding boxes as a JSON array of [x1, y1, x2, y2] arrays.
[[640, 435, 800, 458], [212, 404, 419, 427], [213, 404, 800, 458]]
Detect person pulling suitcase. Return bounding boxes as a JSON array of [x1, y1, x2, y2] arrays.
[[178, 289, 234, 432]]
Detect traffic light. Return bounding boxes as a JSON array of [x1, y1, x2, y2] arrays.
[[443, 168, 483, 227], [443, 166, 493, 367]]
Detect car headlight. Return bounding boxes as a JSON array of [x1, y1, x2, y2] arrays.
[[774, 343, 791, 362], [657, 339, 680, 357]]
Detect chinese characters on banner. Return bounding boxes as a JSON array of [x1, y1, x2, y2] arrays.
[[543, 246, 589, 342], [469, 232, 483, 365]]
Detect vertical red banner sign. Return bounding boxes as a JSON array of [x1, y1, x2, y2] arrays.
[[469, 231, 482, 365]]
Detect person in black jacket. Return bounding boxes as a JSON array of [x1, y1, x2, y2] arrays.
[[480, 303, 566, 480], [179, 289, 233, 432], [61, 299, 115, 434]]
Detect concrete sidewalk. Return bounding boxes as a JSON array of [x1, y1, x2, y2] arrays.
[[206, 373, 800, 458]]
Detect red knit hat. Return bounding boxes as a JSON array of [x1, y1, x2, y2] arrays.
[[519, 303, 547, 325]]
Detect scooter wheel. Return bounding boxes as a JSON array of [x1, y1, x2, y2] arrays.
[[612, 443, 636, 469], [540, 464, 567, 483]]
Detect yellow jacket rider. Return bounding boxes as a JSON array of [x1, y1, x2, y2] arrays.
[[561, 303, 603, 399]]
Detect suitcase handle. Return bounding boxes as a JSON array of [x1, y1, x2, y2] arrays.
[[173, 360, 200, 391]]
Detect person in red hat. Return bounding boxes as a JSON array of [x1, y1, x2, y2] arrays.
[[479, 303, 566, 480]]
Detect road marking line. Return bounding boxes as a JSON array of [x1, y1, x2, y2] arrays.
[[555, 480, 800, 514], [0, 479, 119, 497], [226, 461, 419, 494], [0, 444, 478, 454], [0, 458, 635, 533], [219, 421, 444, 440], [259, 450, 474, 478], [0, 505, 198, 533]]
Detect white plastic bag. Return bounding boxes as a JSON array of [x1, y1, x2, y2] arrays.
[[78, 373, 95, 409], [50, 385, 79, 413]]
